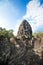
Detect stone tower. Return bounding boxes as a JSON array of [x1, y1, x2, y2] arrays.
[[17, 20, 32, 40]]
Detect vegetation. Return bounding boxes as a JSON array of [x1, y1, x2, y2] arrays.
[[0, 27, 43, 39], [0, 27, 14, 40], [33, 32, 43, 38]]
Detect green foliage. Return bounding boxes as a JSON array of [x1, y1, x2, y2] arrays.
[[8, 29, 14, 39], [0, 27, 14, 39], [33, 32, 43, 38]]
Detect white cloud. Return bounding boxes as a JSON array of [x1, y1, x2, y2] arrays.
[[0, 0, 19, 35], [23, 0, 43, 32]]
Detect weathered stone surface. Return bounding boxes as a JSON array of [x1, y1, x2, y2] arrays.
[[0, 38, 40, 65], [17, 20, 32, 40], [0, 38, 11, 65], [32, 37, 43, 58]]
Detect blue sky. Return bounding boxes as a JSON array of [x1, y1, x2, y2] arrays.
[[0, 0, 43, 35]]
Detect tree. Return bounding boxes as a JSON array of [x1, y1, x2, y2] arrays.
[[0, 28, 14, 40], [33, 32, 43, 38], [8, 29, 14, 40]]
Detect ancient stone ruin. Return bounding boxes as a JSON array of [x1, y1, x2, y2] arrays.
[[0, 20, 43, 65], [17, 20, 32, 40]]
